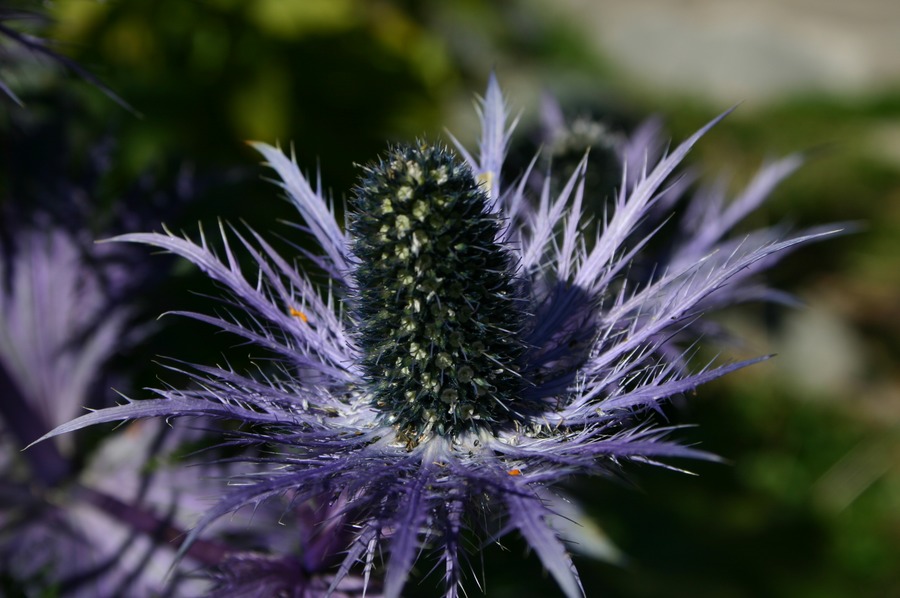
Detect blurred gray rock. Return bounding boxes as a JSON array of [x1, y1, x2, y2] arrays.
[[557, 0, 900, 104]]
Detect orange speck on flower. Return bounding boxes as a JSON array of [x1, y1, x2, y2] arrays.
[[507, 469, 521, 476], [289, 307, 308, 323]]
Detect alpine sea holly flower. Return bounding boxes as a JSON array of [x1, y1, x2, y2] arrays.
[[39, 76, 839, 597]]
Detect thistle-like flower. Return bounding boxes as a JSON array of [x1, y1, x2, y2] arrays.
[[41, 76, 838, 597]]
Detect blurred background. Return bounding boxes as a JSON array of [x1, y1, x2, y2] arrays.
[[1, 0, 898, 596]]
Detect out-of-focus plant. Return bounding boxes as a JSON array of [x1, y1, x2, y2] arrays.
[[0, 1, 132, 111]]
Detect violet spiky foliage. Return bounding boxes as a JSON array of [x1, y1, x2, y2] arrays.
[[0, 226, 237, 596], [0, 229, 158, 595], [40, 76, 839, 597]]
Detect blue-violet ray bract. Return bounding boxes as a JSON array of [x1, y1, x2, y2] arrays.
[[37, 76, 840, 598]]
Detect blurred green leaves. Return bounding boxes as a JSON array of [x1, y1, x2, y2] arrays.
[[46, 0, 455, 192]]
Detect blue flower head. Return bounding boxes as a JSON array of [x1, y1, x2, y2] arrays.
[[41, 76, 839, 597]]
